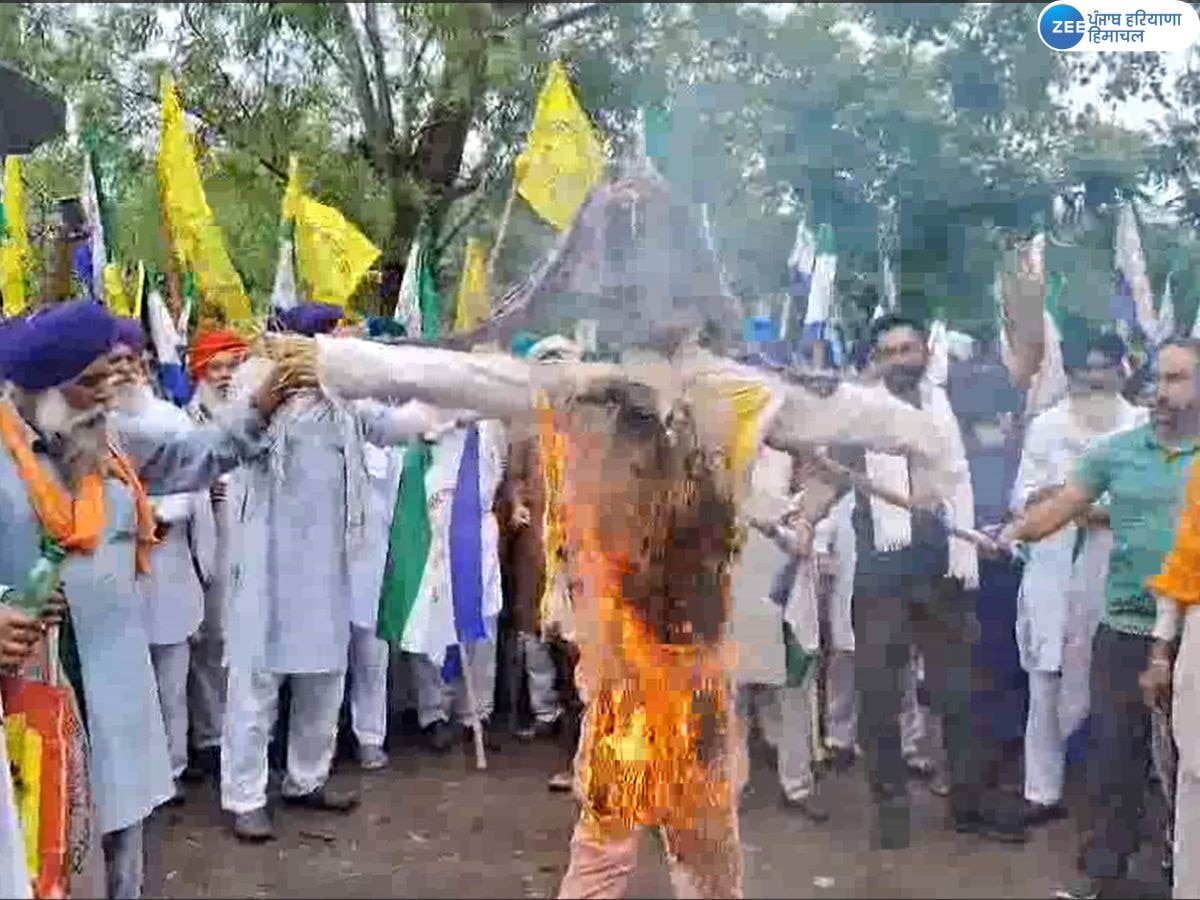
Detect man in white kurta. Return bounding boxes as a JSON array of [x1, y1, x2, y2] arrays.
[[183, 328, 250, 783], [223, 344, 458, 841], [1012, 335, 1144, 824]]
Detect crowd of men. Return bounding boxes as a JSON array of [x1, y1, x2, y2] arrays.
[[0, 275, 1198, 900]]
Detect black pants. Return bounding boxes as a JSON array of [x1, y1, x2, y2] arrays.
[[853, 573, 991, 842], [1083, 625, 1164, 880]]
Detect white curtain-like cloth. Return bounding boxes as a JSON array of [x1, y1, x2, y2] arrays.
[[862, 381, 978, 588]]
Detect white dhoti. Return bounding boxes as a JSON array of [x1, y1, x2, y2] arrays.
[[1013, 399, 1140, 808], [220, 668, 346, 814], [348, 626, 390, 749], [149, 641, 192, 780]]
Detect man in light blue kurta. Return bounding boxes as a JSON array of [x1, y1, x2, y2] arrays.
[[0, 300, 305, 899]]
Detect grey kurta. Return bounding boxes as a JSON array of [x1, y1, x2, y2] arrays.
[[0, 404, 265, 835], [226, 379, 446, 674]]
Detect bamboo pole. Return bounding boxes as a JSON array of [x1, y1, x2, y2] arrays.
[[803, 454, 997, 549], [457, 644, 489, 771]]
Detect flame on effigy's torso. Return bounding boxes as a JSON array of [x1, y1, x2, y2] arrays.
[[537, 361, 773, 834]]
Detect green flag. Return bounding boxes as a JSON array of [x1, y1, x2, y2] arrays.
[[377, 244, 443, 644]]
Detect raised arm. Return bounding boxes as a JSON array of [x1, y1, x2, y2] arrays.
[[117, 401, 269, 496]]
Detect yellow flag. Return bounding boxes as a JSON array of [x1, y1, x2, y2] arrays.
[[103, 264, 130, 317], [292, 197, 380, 308], [515, 61, 606, 231], [157, 74, 251, 322], [452, 237, 491, 332], [2, 157, 31, 316], [282, 156, 381, 308]]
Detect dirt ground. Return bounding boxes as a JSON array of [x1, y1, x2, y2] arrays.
[[156, 731, 1171, 900]]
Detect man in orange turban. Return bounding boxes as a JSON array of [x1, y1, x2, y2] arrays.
[[182, 327, 249, 786], [189, 329, 249, 404]]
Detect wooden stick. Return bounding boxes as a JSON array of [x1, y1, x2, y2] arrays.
[[457, 644, 489, 771], [805, 454, 996, 549]]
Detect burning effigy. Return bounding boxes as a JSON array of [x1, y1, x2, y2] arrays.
[[260, 172, 964, 898]]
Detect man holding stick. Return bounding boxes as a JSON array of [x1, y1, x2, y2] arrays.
[[797, 314, 1026, 850]]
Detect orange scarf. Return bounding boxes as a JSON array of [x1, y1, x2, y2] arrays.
[[0, 400, 158, 574]]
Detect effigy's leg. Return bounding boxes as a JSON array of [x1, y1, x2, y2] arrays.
[[557, 817, 639, 900], [661, 801, 744, 900]]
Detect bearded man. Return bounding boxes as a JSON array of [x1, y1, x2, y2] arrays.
[[1013, 332, 1145, 825], [222, 301, 461, 843], [265, 177, 963, 898], [183, 327, 250, 782], [110, 320, 215, 804], [0, 299, 305, 899]]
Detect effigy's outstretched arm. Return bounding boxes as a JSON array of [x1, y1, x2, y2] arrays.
[[315, 335, 535, 420], [764, 378, 964, 503]]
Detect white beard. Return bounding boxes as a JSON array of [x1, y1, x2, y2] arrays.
[[1068, 391, 1128, 435], [28, 388, 110, 477], [193, 379, 231, 416], [115, 383, 157, 415]]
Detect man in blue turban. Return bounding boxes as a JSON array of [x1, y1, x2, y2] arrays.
[[0, 299, 312, 898], [273, 302, 344, 338]]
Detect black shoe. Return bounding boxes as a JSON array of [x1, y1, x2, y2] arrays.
[[1022, 800, 1068, 828], [282, 787, 360, 813], [954, 809, 1028, 845], [232, 808, 276, 843], [424, 720, 454, 753]]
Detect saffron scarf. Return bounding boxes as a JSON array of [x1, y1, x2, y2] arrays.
[[0, 401, 157, 575]]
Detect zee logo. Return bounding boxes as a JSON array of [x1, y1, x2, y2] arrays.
[[1039, 3, 1086, 49]]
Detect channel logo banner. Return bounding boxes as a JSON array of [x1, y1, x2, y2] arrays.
[[1038, 0, 1200, 51]]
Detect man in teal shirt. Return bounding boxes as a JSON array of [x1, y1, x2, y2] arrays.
[[1006, 338, 1200, 899]]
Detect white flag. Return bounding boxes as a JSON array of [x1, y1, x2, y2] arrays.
[[1115, 203, 1158, 340], [270, 237, 299, 311], [393, 238, 423, 337], [81, 153, 107, 304], [1159, 272, 1176, 342]]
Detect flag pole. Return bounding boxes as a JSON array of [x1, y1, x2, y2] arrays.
[[487, 176, 519, 284], [457, 644, 489, 771]]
